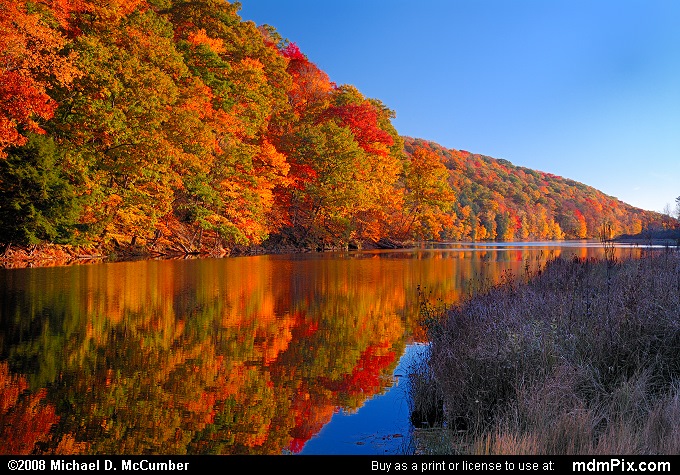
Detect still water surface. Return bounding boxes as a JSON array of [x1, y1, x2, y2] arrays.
[[0, 241, 650, 454]]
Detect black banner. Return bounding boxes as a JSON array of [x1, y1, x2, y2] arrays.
[[0, 455, 676, 474]]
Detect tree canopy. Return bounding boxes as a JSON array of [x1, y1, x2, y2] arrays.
[[0, 0, 673, 257]]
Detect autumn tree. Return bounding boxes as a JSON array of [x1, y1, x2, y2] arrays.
[[271, 42, 404, 249], [318, 86, 402, 244], [45, 1, 193, 246], [0, 0, 79, 157], [163, 0, 293, 250], [280, 42, 334, 119], [396, 145, 455, 240]]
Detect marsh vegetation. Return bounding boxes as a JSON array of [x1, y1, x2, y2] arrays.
[[408, 248, 680, 455]]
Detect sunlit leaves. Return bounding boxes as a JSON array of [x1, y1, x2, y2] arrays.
[[0, 0, 78, 155], [397, 145, 455, 240], [324, 86, 394, 157], [404, 137, 667, 241], [58, 4, 189, 242], [282, 43, 334, 119]]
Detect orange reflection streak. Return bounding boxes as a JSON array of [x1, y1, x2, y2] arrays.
[[0, 362, 59, 454]]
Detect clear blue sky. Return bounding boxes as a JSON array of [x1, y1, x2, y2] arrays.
[[238, 0, 680, 214]]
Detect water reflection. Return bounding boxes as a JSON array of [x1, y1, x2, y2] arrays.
[[0, 242, 651, 454]]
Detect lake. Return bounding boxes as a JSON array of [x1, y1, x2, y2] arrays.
[[0, 241, 652, 455]]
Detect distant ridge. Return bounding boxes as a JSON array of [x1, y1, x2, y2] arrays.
[[402, 136, 670, 241]]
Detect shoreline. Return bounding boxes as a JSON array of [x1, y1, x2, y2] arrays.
[[2, 233, 678, 270], [0, 237, 415, 270], [614, 229, 680, 247], [614, 237, 680, 247]]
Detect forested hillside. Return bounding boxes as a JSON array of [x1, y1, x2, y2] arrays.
[[402, 137, 671, 242], [0, 1, 672, 261]]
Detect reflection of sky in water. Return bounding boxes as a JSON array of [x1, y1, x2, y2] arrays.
[[300, 344, 429, 455]]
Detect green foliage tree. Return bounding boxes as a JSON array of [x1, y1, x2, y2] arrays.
[[0, 134, 83, 246]]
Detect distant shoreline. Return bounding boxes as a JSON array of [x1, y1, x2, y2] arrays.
[[614, 229, 680, 247]]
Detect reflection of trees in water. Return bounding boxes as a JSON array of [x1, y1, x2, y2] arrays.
[[0, 362, 60, 454], [0, 246, 640, 454], [0, 258, 405, 454]]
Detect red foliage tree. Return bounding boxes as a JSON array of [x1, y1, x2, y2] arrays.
[[323, 102, 394, 157]]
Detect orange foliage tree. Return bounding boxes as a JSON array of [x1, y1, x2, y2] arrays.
[[0, 0, 79, 157], [396, 145, 455, 240]]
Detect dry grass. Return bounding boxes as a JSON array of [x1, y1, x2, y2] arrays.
[[408, 249, 680, 455]]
